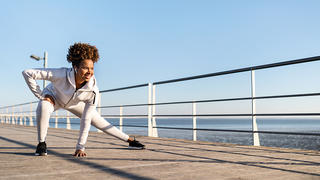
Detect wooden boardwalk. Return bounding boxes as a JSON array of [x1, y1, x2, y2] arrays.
[[0, 124, 319, 180]]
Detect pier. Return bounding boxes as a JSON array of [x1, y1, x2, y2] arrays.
[[0, 124, 319, 180]]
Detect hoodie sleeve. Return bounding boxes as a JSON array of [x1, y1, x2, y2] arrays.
[[22, 68, 62, 99]]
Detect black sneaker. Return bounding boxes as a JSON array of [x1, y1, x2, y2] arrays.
[[128, 138, 145, 150], [35, 142, 47, 156]]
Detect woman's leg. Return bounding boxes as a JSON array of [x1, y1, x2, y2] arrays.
[[36, 100, 54, 142], [91, 110, 130, 141], [67, 103, 129, 142]]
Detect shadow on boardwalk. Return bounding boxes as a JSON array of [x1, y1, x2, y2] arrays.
[[0, 124, 319, 180]]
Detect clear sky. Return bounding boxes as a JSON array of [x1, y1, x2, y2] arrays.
[[1, 0, 320, 115]]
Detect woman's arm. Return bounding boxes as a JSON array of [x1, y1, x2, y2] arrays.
[[75, 103, 95, 152], [74, 91, 98, 156], [73, 103, 95, 157], [22, 68, 63, 99]]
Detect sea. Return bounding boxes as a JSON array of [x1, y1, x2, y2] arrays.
[[42, 117, 320, 151]]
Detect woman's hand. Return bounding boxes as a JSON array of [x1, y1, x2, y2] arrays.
[[73, 149, 87, 157]]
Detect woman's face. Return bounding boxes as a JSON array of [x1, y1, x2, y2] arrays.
[[75, 59, 94, 83]]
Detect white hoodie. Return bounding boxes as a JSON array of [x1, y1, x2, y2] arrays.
[[22, 67, 99, 150]]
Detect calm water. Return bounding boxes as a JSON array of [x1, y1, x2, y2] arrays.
[[23, 117, 320, 151]]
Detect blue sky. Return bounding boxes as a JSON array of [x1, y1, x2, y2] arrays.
[[1, 0, 320, 114]]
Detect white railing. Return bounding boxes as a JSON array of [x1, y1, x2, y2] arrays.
[[2, 55, 320, 147]]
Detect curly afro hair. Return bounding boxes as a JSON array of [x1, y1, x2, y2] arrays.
[[67, 42, 100, 67]]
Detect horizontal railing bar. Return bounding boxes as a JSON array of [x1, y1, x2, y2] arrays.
[[155, 126, 251, 132], [11, 120, 318, 136], [101, 115, 148, 117], [153, 114, 250, 117], [98, 92, 320, 109], [0, 101, 38, 109], [154, 56, 320, 85], [255, 113, 320, 116], [4, 113, 320, 119], [50, 117, 79, 118], [99, 83, 149, 93], [12, 111, 35, 114], [3, 92, 320, 111], [101, 117, 148, 119], [99, 103, 150, 109], [254, 130, 320, 136], [255, 92, 320, 100], [153, 126, 320, 136], [46, 122, 149, 127], [48, 122, 80, 125], [47, 123, 149, 129], [115, 125, 149, 128], [5, 113, 320, 118], [154, 113, 320, 117]]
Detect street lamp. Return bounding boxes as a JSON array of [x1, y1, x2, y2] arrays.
[[30, 51, 48, 89]]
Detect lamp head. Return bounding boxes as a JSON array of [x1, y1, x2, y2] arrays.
[[30, 54, 41, 61]]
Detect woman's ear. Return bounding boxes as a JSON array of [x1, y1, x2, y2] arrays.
[[73, 66, 78, 73]]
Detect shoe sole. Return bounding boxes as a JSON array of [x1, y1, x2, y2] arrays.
[[128, 146, 145, 150], [35, 152, 47, 156]]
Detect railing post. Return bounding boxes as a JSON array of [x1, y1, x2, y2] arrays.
[[1, 109, 4, 124], [148, 83, 153, 137], [0, 110, 2, 123], [2, 109, 4, 123], [3, 109, 7, 123], [29, 103, 34, 126], [0, 110, 2, 124], [119, 106, 123, 132], [1, 110, 3, 123], [251, 69, 260, 146], [6, 108, 9, 124], [23, 106, 26, 126], [152, 84, 158, 137], [55, 111, 58, 128], [66, 111, 71, 130], [19, 107, 23, 125], [12, 107, 15, 125], [193, 102, 197, 141], [0, 109, 3, 124], [23, 113, 27, 126]]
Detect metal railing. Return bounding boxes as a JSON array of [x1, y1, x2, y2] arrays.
[[1, 55, 320, 147]]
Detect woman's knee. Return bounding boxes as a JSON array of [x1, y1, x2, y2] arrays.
[[36, 100, 55, 114], [91, 113, 111, 128]]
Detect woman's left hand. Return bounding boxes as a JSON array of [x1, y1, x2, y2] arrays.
[[73, 149, 87, 157]]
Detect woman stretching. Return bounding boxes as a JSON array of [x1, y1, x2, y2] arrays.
[[22, 42, 145, 157]]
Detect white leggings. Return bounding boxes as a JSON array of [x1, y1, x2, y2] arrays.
[[36, 100, 129, 148]]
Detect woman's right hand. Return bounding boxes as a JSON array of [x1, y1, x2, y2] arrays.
[[73, 149, 87, 157]]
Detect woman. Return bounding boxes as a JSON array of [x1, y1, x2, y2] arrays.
[[22, 42, 145, 157]]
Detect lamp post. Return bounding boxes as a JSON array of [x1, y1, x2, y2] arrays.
[[30, 51, 48, 89]]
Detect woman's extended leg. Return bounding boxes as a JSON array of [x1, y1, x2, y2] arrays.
[[89, 111, 145, 149], [67, 103, 145, 151], [67, 103, 129, 141]]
